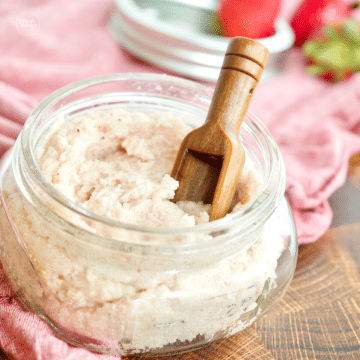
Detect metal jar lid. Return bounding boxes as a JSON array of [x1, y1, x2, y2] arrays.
[[108, 0, 295, 83]]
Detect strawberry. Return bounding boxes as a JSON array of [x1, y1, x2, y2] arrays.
[[302, 18, 360, 81], [291, 0, 359, 47], [218, 0, 281, 39]]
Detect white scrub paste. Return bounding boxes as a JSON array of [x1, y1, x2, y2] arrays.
[[2, 109, 286, 354]]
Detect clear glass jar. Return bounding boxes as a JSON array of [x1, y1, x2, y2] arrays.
[[0, 73, 297, 356]]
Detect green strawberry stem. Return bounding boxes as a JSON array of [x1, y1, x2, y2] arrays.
[[302, 17, 360, 82]]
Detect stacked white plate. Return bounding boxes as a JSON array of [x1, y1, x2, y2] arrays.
[[108, 0, 295, 82]]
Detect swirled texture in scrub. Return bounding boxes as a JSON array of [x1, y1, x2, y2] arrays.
[[37, 109, 260, 230], [0, 109, 286, 355]]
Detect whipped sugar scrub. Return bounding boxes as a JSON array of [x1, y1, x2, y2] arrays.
[[0, 74, 297, 356], [37, 109, 261, 230]]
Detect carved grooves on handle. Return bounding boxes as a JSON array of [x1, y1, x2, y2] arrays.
[[221, 53, 265, 82], [222, 66, 258, 81], [225, 53, 266, 68]]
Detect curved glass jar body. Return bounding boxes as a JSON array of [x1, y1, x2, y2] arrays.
[[0, 74, 297, 356]]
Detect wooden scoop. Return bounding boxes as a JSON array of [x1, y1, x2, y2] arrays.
[[171, 37, 269, 221]]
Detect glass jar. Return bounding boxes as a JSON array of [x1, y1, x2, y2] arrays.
[[0, 73, 297, 356]]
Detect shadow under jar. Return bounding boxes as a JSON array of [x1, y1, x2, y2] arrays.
[[0, 73, 297, 356]]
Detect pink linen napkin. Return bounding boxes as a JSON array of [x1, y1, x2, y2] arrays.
[[1, 0, 360, 359], [250, 49, 360, 243], [0, 268, 118, 360]]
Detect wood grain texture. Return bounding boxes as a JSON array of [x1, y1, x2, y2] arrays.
[[171, 37, 268, 221], [126, 154, 360, 359], [126, 225, 360, 360], [255, 225, 360, 360], [348, 153, 360, 189], [1, 154, 360, 359]]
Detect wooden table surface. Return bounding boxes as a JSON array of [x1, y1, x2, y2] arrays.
[[1, 154, 360, 360]]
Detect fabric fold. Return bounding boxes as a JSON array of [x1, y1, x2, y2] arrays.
[[1, 0, 360, 359]]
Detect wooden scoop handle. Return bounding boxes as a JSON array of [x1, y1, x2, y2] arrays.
[[205, 37, 269, 136]]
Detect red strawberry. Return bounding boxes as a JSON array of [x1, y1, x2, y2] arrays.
[[218, 0, 281, 39], [291, 0, 359, 46]]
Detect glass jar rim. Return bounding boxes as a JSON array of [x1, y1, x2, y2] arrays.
[[19, 73, 285, 246]]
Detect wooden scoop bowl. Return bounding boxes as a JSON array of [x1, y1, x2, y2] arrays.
[[171, 37, 269, 221]]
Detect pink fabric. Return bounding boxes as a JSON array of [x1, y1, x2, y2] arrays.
[[0, 0, 360, 358], [250, 49, 360, 243], [0, 269, 118, 360]]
